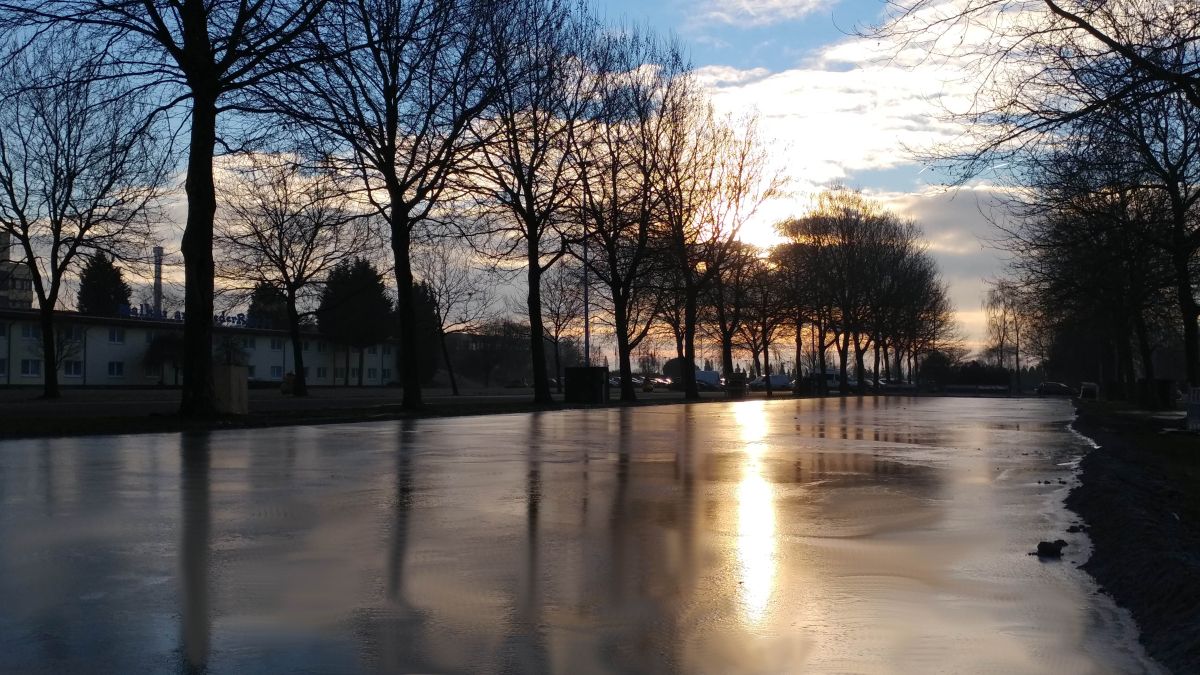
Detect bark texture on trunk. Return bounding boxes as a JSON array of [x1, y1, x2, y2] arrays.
[[390, 214, 422, 409], [526, 254, 552, 405], [287, 296, 307, 396], [179, 94, 219, 417], [38, 308, 59, 399]]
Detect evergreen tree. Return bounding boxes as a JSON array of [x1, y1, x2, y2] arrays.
[[410, 282, 443, 386], [246, 282, 288, 329], [77, 253, 132, 317], [316, 258, 392, 386]]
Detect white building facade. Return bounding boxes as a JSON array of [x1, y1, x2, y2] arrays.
[[0, 309, 398, 388]]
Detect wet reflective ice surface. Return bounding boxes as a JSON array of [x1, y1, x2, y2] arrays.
[[0, 397, 1162, 673]]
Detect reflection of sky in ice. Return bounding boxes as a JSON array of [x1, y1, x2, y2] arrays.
[[0, 397, 1163, 674]]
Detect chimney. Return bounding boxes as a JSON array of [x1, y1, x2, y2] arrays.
[[153, 246, 163, 316]]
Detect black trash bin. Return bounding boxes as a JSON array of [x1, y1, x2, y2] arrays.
[[564, 366, 610, 404]]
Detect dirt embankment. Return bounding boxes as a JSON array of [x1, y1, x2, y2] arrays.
[[1069, 407, 1200, 673]]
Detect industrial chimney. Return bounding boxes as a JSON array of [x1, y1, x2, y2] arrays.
[[153, 246, 163, 317]]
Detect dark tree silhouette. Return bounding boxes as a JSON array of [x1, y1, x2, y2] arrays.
[[472, 0, 598, 405], [316, 258, 391, 387], [77, 253, 133, 317], [246, 282, 288, 329], [0, 0, 331, 415], [215, 157, 376, 396], [0, 41, 165, 399], [264, 0, 498, 409]]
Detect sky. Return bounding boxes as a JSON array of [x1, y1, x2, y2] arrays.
[[599, 0, 1007, 345]]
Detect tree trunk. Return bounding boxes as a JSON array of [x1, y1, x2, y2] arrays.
[[179, 91, 219, 417], [38, 307, 59, 399], [286, 292, 307, 396], [872, 340, 880, 394], [526, 250, 552, 405], [1172, 247, 1200, 386], [837, 331, 850, 394], [1134, 309, 1158, 408], [682, 290, 700, 400], [763, 334, 773, 397], [816, 324, 827, 395], [853, 334, 867, 395], [1013, 321, 1021, 395], [553, 339, 562, 395], [721, 330, 736, 381], [440, 330, 459, 396], [390, 211, 422, 409], [613, 294, 636, 403], [793, 317, 803, 394]]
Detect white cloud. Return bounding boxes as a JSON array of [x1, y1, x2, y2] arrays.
[[701, 0, 834, 26]]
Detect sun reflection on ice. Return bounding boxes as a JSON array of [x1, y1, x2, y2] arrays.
[[733, 401, 777, 625]]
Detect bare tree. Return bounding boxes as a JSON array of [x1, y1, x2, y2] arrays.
[[702, 240, 755, 380], [0, 0, 331, 416], [656, 99, 782, 399], [413, 242, 495, 396], [265, 0, 498, 410], [574, 29, 679, 402], [537, 260, 583, 394], [737, 254, 788, 395], [0, 40, 166, 398], [215, 156, 376, 396], [471, 0, 598, 405]]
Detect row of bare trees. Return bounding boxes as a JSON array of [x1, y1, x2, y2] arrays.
[[695, 189, 955, 397], [0, 0, 789, 410], [873, 1, 1200, 402], [0, 0, 960, 410]]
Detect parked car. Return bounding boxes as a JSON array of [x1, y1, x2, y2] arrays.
[[748, 374, 793, 391], [1035, 381, 1075, 396], [803, 371, 858, 393]]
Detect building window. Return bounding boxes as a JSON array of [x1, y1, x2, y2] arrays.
[[383, 345, 391, 355], [382, 368, 391, 380], [270, 365, 283, 379], [335, 367, 345, 379], [21, 324, 40, 340], [367, 367, 377, 379], [350, 367, 359, 379], [20, 358, 41, 376], [367, 346, 377, 355], [108, 327, 125, 344], [143, 363, 161, 378], [247, 365, 256, 378], [107, 361, 124, 377], [63, 360, 83, 377], [317, 367, 327, 379], [242, 336, 256, 349], [270, 338, 284, 351]]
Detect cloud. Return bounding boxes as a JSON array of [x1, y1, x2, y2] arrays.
[[695, 24, 1016, 350], [701, 0, 834, 27]]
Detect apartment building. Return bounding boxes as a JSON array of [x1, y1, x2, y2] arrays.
[[0, 308, 398, 388]]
